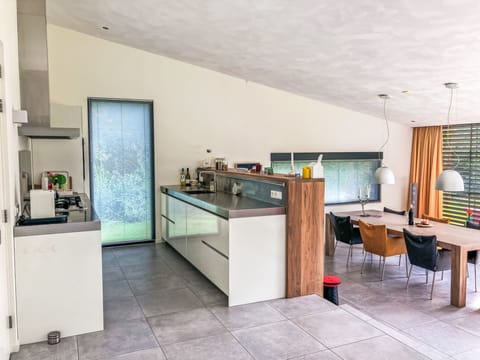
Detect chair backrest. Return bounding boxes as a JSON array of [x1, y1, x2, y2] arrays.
[[358, 221, 387, 255], [422, 214, 450, 224], [383, 207, 406, 216], [467, 221, 480, 230], [403, 229, 438, 271], [329, 212, 354, 244]]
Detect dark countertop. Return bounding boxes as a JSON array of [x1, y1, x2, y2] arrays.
[[14, 193, 101, 237], [161, 185, 286, 219]]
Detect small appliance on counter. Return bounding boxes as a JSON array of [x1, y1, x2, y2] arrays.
[[30, 190, 55, 218]]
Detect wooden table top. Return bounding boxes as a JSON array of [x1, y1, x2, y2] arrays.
[[333, 210, 480, 252]]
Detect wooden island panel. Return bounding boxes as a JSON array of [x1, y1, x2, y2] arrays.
[[286, 179, 325, 297]]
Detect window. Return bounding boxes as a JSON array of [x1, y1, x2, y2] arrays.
[[442, 124, 480, 225], [271, 152, 381, 205], [89, 99, 155, 245]]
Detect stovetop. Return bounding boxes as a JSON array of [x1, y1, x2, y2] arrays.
[[55, 195, 85, 212]]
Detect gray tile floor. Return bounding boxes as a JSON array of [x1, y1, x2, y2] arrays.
[[11, 242, 480, 359]]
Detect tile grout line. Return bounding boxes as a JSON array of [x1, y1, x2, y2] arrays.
[[121, 260, 169, 359], [227, 328, 259, 360], [340, 304, 450, 360], [202, 304, 259, 359], [116, 245, 172, 359]]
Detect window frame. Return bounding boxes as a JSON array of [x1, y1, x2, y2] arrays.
[[88, 97, 156, 246]]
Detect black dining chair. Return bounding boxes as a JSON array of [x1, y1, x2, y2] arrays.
[[466, 221, 480, 292], [403, 229, 451, 300], [383, 207, 406, 216], [329, 212, 363, 266]]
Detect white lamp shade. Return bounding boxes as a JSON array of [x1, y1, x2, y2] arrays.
[[375, 166, 395, 184], [435, 170, 464, 191]]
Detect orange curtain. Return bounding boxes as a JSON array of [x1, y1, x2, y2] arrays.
[[408, 126, 443, 218]]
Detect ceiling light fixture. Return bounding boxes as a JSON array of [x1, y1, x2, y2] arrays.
[[374, 94, 395, 184], [435, 83, 464, 192]]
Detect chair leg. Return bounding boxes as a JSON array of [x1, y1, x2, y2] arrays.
[[430, 271, 436, 300], [425, 270, 429, 284], [381, 257, 386, 281], [405, 254, 409, 277], [346, 245, 352, 266], [361, 252, 368, 274], [406, 264, 413, 289], [475, 265, 478, 293], [441, 271, 444, 281], [398, 254, 401, 266]]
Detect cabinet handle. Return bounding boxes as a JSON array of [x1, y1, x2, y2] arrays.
[[201, 240, 228, 260], [161, 214, 175, 224]]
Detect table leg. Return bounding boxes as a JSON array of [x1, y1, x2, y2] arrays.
[[325, 213, 335, 256], [450, 245, 467, 307]]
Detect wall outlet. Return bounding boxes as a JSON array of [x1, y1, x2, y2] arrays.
[[270, 190, 282, 200]]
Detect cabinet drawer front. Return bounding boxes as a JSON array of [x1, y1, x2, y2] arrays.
[[201, 240, 229, 295]]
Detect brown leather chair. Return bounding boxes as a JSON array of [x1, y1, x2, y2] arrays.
[[359, 220, 407, 280], [422, 214, 450, 224]]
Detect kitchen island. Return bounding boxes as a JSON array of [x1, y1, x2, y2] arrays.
[[13, 194, 103, 344], [161, 184, 286, 306], [161, 170, 325, 306]]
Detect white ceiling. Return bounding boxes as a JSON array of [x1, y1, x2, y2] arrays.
[[47, 0, 480, 127]]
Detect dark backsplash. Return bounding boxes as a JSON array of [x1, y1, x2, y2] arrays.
[[216, 174, 286, 206]]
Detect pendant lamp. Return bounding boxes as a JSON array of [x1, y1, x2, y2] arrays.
[[375, 94, 395, 184], [435, 83, 464, 192]]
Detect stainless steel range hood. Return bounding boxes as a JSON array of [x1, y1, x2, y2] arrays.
[[16, 0, 80, 139]]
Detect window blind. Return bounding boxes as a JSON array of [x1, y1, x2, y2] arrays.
[[442, 124, 480, 225]]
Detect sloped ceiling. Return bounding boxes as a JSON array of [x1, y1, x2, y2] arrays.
[[47, 0, 480, 126]]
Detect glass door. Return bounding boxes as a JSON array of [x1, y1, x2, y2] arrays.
[[88, 99, 154, 245]]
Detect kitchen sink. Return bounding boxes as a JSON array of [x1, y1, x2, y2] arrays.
[[181, 189, 213, 195]]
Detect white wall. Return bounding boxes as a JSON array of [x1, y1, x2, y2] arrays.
[[46, 25, 412, 240], [0, 0, 22, 355]]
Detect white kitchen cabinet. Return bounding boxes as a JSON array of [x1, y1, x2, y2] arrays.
[[229, 215, 285, 306], [186, 204, 229, 294], [15, 230, 103, 344], [161, 193, 286, 306], [161, 193, 187, 256]]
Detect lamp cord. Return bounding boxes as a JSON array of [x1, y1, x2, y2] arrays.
[[446, 87, 461, 169], [378, 98, 390, 162]]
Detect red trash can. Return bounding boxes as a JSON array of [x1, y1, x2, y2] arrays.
[[323, 275, 341, 305]]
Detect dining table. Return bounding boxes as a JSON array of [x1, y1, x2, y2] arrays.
[[324, 210, 480, 307]]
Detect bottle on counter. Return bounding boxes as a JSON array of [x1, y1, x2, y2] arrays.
[[185, 168, 191, 186], [180, 168, 186, 187], [408, 204, 414, 225]]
